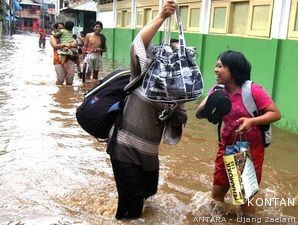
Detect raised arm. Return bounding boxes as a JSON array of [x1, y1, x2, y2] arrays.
[[140, 0, 176, 48]]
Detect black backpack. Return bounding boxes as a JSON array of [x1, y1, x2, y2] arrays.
[[76, 69, 132, 139]]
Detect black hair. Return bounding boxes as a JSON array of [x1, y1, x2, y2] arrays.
[[217, 50, 251, 86], [170, 38, 179, 43], [80, 31, 86, 36], [92, 21, 103, 29], [64, 21, 74, 31], [169, 38, 179, 50], [52, 22, 64, 30], [72, 34, 77, 39]]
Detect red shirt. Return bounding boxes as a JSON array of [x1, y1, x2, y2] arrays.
[[39, 30, 46, 40], [221, 83, 272, 147]]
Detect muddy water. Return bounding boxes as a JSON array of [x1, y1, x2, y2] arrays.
[[0, 34, 297, 225]]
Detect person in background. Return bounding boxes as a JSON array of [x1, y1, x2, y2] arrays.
[[50, 22, 76, 85], [78, 31, 86, 48], [52, 21, 78, 77], [72, 33, 82, 77], [74, 31, 86, 78], [107, 0, 187, 220], [83, 21, 106, 80], [72, 33, 77, 40], [38, 28, 46, 48], [196, 50, 281, 216]]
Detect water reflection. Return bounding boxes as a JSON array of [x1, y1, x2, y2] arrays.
[[0, 34, 297, 225]]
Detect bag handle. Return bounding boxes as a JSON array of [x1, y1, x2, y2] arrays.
[[163, 16, 171, 46], [174, 4, 186, 58], [157, 16, 171, 60], [160, 2, 186, 58], [232, 129, 248, 144]]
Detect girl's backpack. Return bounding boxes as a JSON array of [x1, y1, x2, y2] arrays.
[[214, 81, 272, 147], [242, 80, 272, 147]]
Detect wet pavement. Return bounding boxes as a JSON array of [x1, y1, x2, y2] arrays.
[[0, 33, 297, 225]]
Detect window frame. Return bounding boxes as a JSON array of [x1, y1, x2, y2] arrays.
[[116, 0, 132, 28], [209, 0, 274, 38], [209, 1, 230, 34], [136, 6, 158, 28], [228, 0, 249, 35], [186, 2, 202, 32], [246, 0, 273, 37], [116, 9, 131, 28], [116, 12, 122, 27], [288, 0, 298, 39], [144, 8, 152, 26], [171, 2, 201, 32], [136, 8, 144, 28]]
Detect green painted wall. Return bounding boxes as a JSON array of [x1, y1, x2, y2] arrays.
[[101, 28, 298, 134], [102, 28, 135, 64], [101, 28, 114, 60], [200, 35, 278, 95], [273, 40, 298, 134], [184, 33, 204, 68], [114, 29, 135, 65]]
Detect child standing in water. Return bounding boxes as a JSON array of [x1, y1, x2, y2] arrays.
[[196, 50, 281, 216], [38, 28, 46, 48]]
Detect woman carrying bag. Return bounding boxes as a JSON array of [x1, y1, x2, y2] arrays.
[[108, 0, 188, 220]]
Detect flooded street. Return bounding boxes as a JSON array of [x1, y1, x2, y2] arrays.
[[0, 34, 297, 225]]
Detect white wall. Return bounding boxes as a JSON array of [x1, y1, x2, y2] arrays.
[[97, 11, 114, 29]]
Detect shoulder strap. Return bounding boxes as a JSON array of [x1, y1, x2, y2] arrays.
[[124, 72, 145, 95], [85, 70, 131, 98], [217, 120, 222, 142], [242, 80, 258, 117], [242, 81, 272, 147]]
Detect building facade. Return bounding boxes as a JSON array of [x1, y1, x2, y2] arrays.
[[94, 0, 298, 135], [18, 0, 55, 33], [56, 0, 97, 34]]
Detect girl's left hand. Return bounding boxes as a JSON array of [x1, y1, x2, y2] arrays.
[[237, 117, 254, 132]]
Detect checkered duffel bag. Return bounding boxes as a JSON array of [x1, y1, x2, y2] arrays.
[[142, 8, 204, 103]]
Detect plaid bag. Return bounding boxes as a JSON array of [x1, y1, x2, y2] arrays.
[[142, 7, 204, 103]]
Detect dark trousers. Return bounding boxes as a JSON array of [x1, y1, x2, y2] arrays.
[[111, 159, 159, 220], [39, 39, 45, 48]]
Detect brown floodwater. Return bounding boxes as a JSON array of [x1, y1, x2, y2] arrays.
[[0, 34, 297, 225]]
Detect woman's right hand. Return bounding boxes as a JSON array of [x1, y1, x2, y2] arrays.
[[63, 43, 70, 48], [160, 0, 176, 19]]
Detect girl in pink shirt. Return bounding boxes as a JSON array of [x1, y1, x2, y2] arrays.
[[196, 50, 281, 216]]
